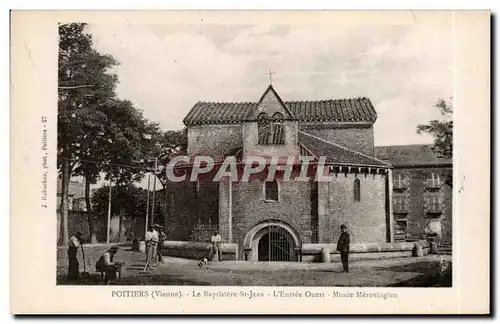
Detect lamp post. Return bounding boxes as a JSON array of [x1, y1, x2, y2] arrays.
[[106, 178, 112, 244], [144, 173, 151, 238], [151, 157, 158, 227]]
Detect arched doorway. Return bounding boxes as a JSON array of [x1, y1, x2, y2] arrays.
[[243, 221, 301, 262], [257, 225, 296, 261]]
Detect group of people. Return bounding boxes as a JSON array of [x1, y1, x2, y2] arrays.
[[66, 232, 122, 284], [66, 224, 351, 283], [144, 224, 167, 270], [66, 223, 167, 284]]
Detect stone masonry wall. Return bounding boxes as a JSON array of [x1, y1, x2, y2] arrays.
[[187, 124, 242, 156], [230, 180, 314, 259], [318, 172, 388, 244]]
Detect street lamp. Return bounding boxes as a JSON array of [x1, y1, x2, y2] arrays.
[[106, 177, 112, 244], [151, 157, 158, 227], [141, 157, 158, 232]]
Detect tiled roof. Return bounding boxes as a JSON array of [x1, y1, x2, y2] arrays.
[[374, 145, 452, 166], [287, 98, 377, 123], [183, 97, 377, 125], [298, 131, 391, 168]]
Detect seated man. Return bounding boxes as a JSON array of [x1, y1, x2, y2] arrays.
[[96, 246, 123, 284]]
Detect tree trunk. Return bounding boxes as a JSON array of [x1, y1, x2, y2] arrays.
[[84, 173, 97, 243], [58, 160, 70, 246], [118, 208, 124, 242], [117, 185, 125, 242]]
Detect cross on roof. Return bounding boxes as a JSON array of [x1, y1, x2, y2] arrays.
[[266, 68, 276, 85]]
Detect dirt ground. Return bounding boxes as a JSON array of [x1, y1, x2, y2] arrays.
[[57, 244, 452, 287]]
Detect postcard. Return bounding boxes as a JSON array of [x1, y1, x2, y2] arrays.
[[10, 10, 490, 314]]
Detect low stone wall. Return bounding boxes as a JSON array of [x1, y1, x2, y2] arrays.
[[161, 240, 429, 262], [301, 240, 430, 262], [219, 243, 239, 261], [162, 241, 239, 261]]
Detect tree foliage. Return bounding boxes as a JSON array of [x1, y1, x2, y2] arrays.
[[58, 23, 151, 244], [417, 98, 453, 187], [92, 185, 149, 219], [417, 98, 453, 159]]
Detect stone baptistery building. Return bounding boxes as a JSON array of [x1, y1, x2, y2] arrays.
[[165, 85, 396, 261]]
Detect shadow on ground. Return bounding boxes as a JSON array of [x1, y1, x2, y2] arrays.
[[372, 261, 452, 287]]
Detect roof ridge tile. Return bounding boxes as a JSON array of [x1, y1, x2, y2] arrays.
[[183, 96, 378, 126]]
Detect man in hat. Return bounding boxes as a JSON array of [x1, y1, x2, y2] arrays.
[[336, 224, 350, 273], [67, 231, 83, 281], [156, 225, 167, 263], [144, 225, 159, 270], [96, 246, 122, 285]]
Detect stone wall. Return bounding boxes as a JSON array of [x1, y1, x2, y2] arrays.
[[301, 240, 430, 262], [187, 124, 242, 156], [162, 241, 238, 261], [242, 121, 299, 158], [228, 180, 314, 259], [317, 172, 388, 244]]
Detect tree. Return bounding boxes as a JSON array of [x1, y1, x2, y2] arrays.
[[58, 23, 120, 244], [417, 98, 453, 186], [100, 99, 153, 241], [58, 23, 150, 244]]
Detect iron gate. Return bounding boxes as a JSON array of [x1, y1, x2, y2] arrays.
[[258, 225, 297, 261]]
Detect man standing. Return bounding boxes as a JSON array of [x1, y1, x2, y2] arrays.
[[211, 230, 222, 261], [144, 226, 159, 270], [156, 225, 167, 263], [67, 231, 83, 281], [337, 224, 350, 273]]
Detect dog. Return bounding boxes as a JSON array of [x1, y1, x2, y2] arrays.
[[197, 257, 208, 268]]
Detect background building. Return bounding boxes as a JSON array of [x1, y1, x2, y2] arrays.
[[375, 145, 452, 246]]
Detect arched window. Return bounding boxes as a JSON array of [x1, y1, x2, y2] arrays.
[[265, 179, 279, 201], [354, 178, 361, 202], [257, 112, 285, 145]]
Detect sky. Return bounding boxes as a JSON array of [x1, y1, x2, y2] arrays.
[[87, 20, 453, 147]]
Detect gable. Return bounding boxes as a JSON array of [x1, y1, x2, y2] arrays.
[[254, 85, 294, 120]]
